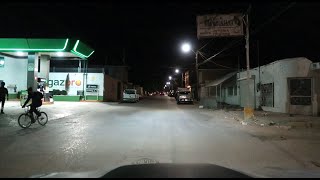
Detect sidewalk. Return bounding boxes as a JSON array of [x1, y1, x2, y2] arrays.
[[225, 109, 320, 130]]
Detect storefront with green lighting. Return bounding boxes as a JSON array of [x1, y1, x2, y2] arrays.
[[0, 38, 95, 101]]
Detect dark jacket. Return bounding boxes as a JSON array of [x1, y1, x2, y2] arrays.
[[23, 92, 43, 107], [0, 87, 8, 100]]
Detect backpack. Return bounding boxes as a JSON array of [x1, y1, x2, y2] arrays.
[[34, 92, 43, 106]]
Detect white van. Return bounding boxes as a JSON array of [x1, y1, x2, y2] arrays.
[[122, 89, 139, 102]]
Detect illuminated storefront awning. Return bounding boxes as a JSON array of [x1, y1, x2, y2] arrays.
[[0, 38, 94, 59]]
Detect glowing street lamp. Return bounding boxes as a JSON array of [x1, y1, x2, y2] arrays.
[[181, 43, 191, 53], [169, 76, 172, 80]]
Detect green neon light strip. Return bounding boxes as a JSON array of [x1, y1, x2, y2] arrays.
[[72, 40, 95, 58], [0, 39, 69, 51], [71, 50, 87, 59]]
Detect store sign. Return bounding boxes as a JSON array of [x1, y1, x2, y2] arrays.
[[86, 84, 98, 93], [49, 73, 104, 96], [197, 13, 244, 38], [86, 84, 98, 89], [48, 79, 82, 88]]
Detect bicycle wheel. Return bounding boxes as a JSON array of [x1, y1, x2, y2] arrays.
[[37, 112, 48, 126], [18, 114, 32, 129]]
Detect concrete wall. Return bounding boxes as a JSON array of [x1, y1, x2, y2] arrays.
[[225, 89, 239, 105], [0, 56, 28, 94], [103, 75, 123, 102]]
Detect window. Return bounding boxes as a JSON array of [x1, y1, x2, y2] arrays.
[[289, 78, 312, 105], [260, 83, 274, 107], [228, 87, 233, 96], [124, 89, 136, 94]]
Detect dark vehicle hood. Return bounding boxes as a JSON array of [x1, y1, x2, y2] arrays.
[[30, 164, 320, 178], [30, 163, 254, 178]]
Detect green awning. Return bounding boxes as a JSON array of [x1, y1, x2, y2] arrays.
[[0, 38, 94, 59]]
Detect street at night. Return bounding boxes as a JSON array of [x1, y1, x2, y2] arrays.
[[1, 0, 320, 178], [1, 96, 320, 177]]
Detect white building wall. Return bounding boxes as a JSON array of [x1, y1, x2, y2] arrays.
[[238, 57, 312, 113], [225, 94, 239, 105], [49, 72, 104, 96], [0, 56, 28, 94]]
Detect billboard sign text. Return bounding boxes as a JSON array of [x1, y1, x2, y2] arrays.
[[197, 13, 244, 38]]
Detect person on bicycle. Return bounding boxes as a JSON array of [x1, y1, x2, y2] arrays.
[[22, 87, 43, 123], [0, 82, 9, 114]]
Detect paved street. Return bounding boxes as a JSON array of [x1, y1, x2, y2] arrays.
[[1, 96, 320, 177]]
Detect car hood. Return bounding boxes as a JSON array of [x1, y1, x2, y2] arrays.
[[30, 163, 255, 178], [29, 164, 320, 178]]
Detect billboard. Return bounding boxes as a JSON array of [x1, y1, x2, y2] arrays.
[[48, 73, 104, 96], [197, 13, 244, 38]]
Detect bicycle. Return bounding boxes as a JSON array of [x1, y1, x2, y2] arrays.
[[18, 106, 48, 129]]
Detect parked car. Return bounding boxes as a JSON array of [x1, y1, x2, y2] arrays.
[[122, 89, 139, 102], [160, 92, 165, 96], [176, 88, 193, 104]]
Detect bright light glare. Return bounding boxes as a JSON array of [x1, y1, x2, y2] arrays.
[[16, 52, 24, 56], [181, 43, 191, 53], [0, 60, 4, 65], [166, 82, 170, 85], [169, 76, 172, 80], [175, 69, 179, 73], [56, 52, 64, 57]]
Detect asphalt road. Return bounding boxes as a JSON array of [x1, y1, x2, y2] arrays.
[[0, 95, 320, 177]]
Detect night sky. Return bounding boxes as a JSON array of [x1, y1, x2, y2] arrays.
[[1, 1, 320, 91]]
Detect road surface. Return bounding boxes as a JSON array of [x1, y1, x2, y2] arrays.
[[0, 95, 320, 177]]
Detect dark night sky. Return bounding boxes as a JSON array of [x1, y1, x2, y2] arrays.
[[1, 1, 320, 91]]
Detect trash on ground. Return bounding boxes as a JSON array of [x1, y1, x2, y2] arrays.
[[280, 136, 287, 140], [269, 122, 276, 126], [241, 121, 248, 126]]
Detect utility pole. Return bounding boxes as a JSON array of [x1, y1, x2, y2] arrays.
[[244, 7, 254, 121], [181, 72, 184, 87], [195, 51, 200, 101]]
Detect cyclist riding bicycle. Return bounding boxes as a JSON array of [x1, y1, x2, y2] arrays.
[[22, 87, 44, 123]]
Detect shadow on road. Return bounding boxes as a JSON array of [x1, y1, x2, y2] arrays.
[[15, 126, 46, 136]]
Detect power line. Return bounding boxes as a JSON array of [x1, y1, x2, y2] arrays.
[[198, 39, 214, 51]]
